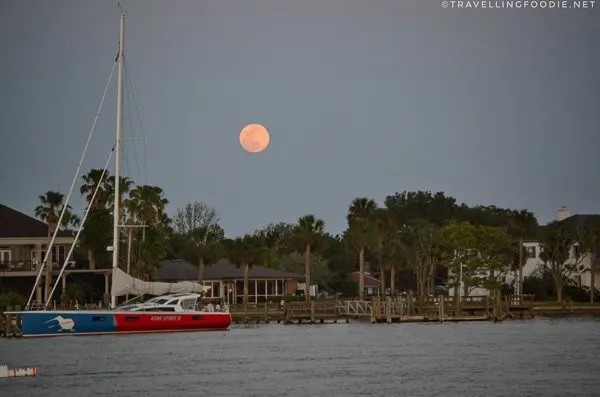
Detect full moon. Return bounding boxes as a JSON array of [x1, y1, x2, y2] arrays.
[[239, 124, 270, 153]]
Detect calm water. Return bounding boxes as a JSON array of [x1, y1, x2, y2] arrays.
[[1, 318, 599, 397]]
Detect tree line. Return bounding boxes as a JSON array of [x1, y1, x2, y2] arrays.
[[34, 170, 600, 304]]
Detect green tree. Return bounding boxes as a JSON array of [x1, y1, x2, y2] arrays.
[[80, 168, 113, 210], [385, 190, 459, 225], [224, 235, 267, 304], [507, 209, 539, 296], [403, 221, 440, 299], [290, 215, 326, 300], [253, 222, 296, 268], [106, 175, 134, 212], [347, 197, 378, 299], [371, 208, 395, 293], [474, 225, 513, 300], [124, 185, 170, 279], [578, 217, 600, 303], [171, 201, 223, 281], [34, 191, 79, 302], [440, 220, 480, 314], [278, 252, 330, 289], [539, 221, 585, 302], [79, 168, 113, 269]]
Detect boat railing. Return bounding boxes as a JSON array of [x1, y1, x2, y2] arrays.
[[24, 300, 109, 311], [198, 302, 230, 313]]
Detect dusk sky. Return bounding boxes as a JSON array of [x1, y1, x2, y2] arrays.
[[1, 0, 598, 237]]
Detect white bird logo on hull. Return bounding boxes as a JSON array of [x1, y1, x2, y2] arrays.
[[45, 316, 76, 332]]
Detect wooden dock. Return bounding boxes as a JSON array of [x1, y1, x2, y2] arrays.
[[229, 299, 346, 324], [227, 294, 536, 325]]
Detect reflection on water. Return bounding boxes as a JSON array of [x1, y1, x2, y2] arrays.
[[1, 317, 599, 397]]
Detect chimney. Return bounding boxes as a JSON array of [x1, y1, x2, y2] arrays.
[[556, 206, 571, 222]]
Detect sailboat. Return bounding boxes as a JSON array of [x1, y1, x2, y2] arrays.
[[6, 11, 232, 337]]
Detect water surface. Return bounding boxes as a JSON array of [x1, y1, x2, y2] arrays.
[[1, 318, 599, 397]]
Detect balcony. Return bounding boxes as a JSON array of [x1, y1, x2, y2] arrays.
[[0, 260, 70, 273]]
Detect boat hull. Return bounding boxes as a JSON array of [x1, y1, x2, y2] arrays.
[[10, 311, 232, 337]]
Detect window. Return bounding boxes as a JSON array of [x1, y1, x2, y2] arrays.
[[207, 282, 221, 298], [573, 245, 580, 258], [166, 299, 179, 306], [181, 299, 196, 311], [0, 250, 11, 264], [125, 316, 140, 321], [257, 280, 266, 295], [41, 245, 68, 266], [525, 246, 537, 259], [277, 280, 284, 295], [191, 315, 204, 321], [267, 280, 275, 295], [153, 307, 176, 312], [149, 298, 168, 304], [235, 280, 244, 295], [92, 316, 106, 322]]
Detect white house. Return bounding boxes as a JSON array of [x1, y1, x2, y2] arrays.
[[449, 206, 600, 297], [508, 206, 600, 293]]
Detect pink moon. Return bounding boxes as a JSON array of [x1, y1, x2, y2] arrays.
[[239, 124, 270, 153]]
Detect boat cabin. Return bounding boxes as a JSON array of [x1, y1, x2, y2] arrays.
[[116, 293, 227, 313]]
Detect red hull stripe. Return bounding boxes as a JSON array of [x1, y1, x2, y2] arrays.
[[114, 313, 232, 332]]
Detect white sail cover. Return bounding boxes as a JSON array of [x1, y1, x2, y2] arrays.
[[111, 267, 210, 297]]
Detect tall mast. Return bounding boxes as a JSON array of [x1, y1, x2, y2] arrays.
[[111, 12, 125, 309]]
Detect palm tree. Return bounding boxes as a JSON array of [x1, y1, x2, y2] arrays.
[[34, 191, 78, 302], [124, 185, 170, 279], [106, 175, 134, 228], [347, 197, 378, 299], [377, 210, 406, 295], [80, 168, 113, 269], [290, 215, 325, 300], [80, 168, 112, 210], [224, 235, 266, 304], [125, 185, 168, 226], [508, 210, 538, 297]]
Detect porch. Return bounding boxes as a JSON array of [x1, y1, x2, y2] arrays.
[[203, 278, 299, 305]]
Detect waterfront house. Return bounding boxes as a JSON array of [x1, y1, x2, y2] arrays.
[[348, 263, 382, 296], [511, 208, 600, 291], [156, 258, 304, 304], [0, 204, 112, 304], [447, 206, 600, 297]]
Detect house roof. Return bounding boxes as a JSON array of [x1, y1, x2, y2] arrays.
[[348, 271, 381, 287], [0, 204, 73, 238], [522, 214, 600, 242], [560, 214, 600, 230], [156, 258, 304, 281]]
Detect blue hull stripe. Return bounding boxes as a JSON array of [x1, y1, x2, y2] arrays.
[[20, 312, 117, 336]]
